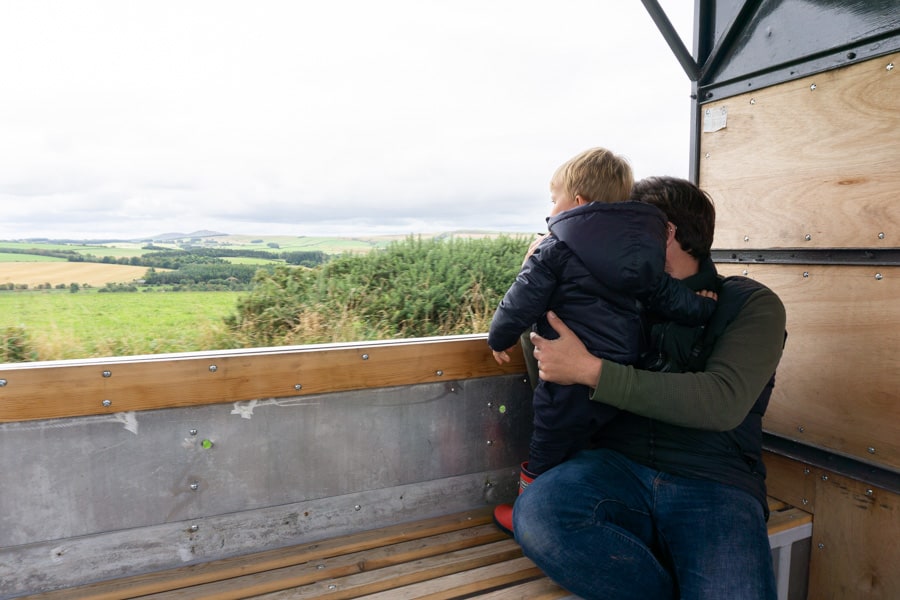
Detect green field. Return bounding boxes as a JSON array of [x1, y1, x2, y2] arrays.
[[0, 252, 66, 262], [1, 290, 243, 361]]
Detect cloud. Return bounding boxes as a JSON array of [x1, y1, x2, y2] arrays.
[[0, 0, 695, 240]]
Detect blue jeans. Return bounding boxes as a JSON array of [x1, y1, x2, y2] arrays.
[[513, 449, 776, 600]]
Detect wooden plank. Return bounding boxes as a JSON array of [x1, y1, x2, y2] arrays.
[[767, 507, 813, 537], [141, 527, 513, 600], [699, 52, 900, 250], [249, 540, 524, 600], [764, 452, 817, 514], [471, 577, 571, 599], [354, 556, 543, 599], [717, 263, 900, 471], [0, 336, 526, 423], [17, 509, 497, 600], [808, 472, 900, 600]]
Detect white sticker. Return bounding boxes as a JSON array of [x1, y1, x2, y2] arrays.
[[703, 106, 728, 132]]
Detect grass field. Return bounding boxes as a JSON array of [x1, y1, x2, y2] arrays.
[[1, 290, 242, 360]]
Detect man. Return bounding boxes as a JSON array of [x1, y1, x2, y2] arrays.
[[513, 177, 786, 599]]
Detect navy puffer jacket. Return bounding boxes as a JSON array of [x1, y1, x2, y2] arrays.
[[488, 201, 715, 365]]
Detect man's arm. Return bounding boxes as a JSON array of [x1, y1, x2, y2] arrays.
[[531, 289, 786, 431]]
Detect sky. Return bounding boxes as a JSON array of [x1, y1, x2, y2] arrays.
[[0, 1, 695, 240]]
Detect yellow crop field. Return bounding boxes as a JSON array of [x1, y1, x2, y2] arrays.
[[0, 263, 152, 287]]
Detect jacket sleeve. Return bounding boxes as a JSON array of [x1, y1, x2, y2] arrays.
[[591, 288, 785, 431], [645, 273, 716, 326], [487, 239, 562, 352]]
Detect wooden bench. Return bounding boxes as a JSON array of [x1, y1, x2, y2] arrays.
[[16, 500, 811, 600]]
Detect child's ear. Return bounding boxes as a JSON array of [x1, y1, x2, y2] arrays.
[[574, 194, 587, 206]]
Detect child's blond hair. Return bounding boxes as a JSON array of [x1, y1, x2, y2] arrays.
[[552, 147, 633, 204]]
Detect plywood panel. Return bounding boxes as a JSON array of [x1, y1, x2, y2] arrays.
[[717, 264, 899, 471], [763, 451, 817, 514], [699, 52, 900, 250], [0, 336, 525, 423], [808, 472, 900, 600]]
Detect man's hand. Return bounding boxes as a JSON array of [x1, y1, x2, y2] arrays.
[[529, 311, 602, 387]]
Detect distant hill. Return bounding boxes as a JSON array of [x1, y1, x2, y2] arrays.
[[145, 230, 228, 241]]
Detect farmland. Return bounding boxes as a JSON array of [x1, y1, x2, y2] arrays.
[[0, 232, 526, 362]]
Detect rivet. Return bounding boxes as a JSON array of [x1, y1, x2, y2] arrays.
[[208, 365, 217, 373], [190, 482, 200, 491], [874, 273, 883, 281], [810, 83, 817, 90], [0, 379, 6, 387], [317, 564, 325, 570], [742, 270, 748, 276], [846, 51, 856, 60], [354, 505, 361, 511], [487, 402, 493, 408], [887, 62, 895, 71], [435, 370, 444, 376], [486, 440, 494, 446], [189, 524, 199, 532], [294, 384, 303, 391], [189, 429, 198, 436], [821, 474, 829, 481], [744, 235, 750, 242], [102, 370, 112, 378], [805, 234, 812, 241], [818, 543, 825, 550], [803, 272, 809, 278], [802, 498, 809, 505], [361, 354, 369, 360], [749, 98, 756, 105], [878, 232, 885, 239], [868, 447, 876, 454], [866, 489, 874, 496], [797, 425, 805, 432], [102, 399, 112, 407], [803, 468, 810, 475], [328, 585, 337, 591], [704, 153, 711, 159]]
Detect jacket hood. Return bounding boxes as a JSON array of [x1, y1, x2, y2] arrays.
[[547, 201, 668, 290]]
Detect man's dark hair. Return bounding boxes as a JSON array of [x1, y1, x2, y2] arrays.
[[631, 176, 716, 261]]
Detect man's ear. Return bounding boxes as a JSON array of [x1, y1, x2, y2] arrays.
[[666, 221, 678, 245]]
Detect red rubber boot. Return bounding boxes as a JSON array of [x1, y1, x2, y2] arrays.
[[493, 462, 537, 536]]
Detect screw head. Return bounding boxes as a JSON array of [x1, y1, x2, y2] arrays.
[[208, 365, 217, 373], [102, 399, 112, 407], [102, 370, 112, 378], [435, 370, 444, 376], [361, 354, 369, 360], [190, 482, 200, 491], [294, 384, 303, 391], [0, 379, 6, 387]]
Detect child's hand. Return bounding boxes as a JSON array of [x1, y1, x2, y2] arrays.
[[697, 289, 718, 301], [493, 349, 512, 365], [523, 233, 547, 265]]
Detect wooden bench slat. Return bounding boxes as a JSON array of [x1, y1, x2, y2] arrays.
[[140, 525, 510, 600], [353, 556, 542, 600], [767, 506, 813, 537], [251, 540, 523, 600], [470, 577, 574, 600]]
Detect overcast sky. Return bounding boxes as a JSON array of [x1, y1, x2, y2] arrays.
[[1, 1, 695, 240]]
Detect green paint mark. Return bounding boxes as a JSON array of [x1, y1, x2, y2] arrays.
[[499, 405, 507, 414], [201, 439, 214, 449]]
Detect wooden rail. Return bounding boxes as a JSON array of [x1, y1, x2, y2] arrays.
[[0, 335, 525, 423]]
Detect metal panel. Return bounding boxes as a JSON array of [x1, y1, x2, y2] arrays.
[[0, 374, 532, 548], [699, 0, 900, 100]]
